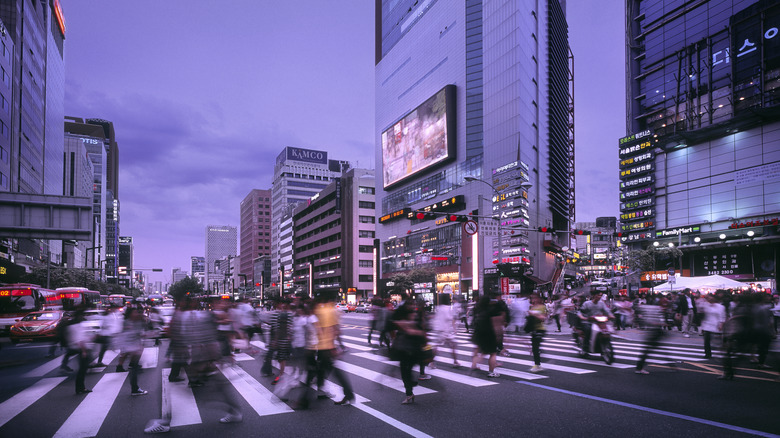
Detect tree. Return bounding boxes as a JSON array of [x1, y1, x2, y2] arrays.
[[387, 273, 413, 296], [408, 267, 436, 284], [168, 276, 205, 301]]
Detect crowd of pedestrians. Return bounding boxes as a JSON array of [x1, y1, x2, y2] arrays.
[[42, 284, 777, 433]]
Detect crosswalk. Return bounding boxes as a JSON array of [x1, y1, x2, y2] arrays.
[[0, 330, 718, 437]]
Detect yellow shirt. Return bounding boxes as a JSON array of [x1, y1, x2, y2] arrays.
[[314, 303, 339, 350]]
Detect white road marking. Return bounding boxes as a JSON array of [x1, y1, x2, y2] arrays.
[[217, 363, 294, 417], [161, 368, 202, 427], [53, 372, 128, 438], [0, 377, 67, 427]]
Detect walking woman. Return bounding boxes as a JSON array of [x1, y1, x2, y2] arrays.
[[391, 299, 427, 404], [528, 294, 548, 372], [470, 295, 500, 378]]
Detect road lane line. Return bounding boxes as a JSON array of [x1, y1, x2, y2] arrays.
[[88, 350, 119, 374], [23, 355, 65, 377], [233, 352, 255, 361], [516, 381, 780, 438], [216, 363, 294, 416], [0, 377, 67, 427], [333, 361, 436, 394], [352, 352, 498, 387], [351, 401, 434, 438], [53, 372, 128, 438], [161, 368, 202, 427]]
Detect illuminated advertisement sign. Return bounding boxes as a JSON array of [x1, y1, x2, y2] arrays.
[[379, 208, 411, 224], [694, 248, 752, 277], [620, 175, 654, 190], [621, 221, 654, 232], [620, 209, 654, 222], [492, 189, 527, 203], [382, 85, 456, 189], [406, 195, 465, 219], [620, 186, 654, 200], [619, 151, 653, 169], [619, 139, 652, 158], [620, 231, 654, 243], [655, 226, 701, 238], [621, 197, 654, 211], [618, 130, 652, 146], [620, 162, 653, 179]]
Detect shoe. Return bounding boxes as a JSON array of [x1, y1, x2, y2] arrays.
[[76, 388, 92, 394], [683, 334, 690, 338], [131, 389, 149, 396], [530, 365, 543, 373], [144, 421, 170, 434], [635, 369, 650, 375], [500, 351, 511, 357], [401, 395, 415, 404], [187, 381, 203, 388], [168, 377, 185, 383], [468, 367, 479, 376], [317, 389, 334, 399], [334, 396, 354, 406], [452, 363, 461, 368], [219, 413, 243, 423], [272, 376, 281, 385], [486, 372, 500, 378], [60, 366, 74, 373], [116, 365, 126, 372], [96, 362, 107, 367], [703, 355, 712, 359], [418, 374, 432, 381]]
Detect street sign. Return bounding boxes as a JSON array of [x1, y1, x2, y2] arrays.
[[501, 277, 510, 294], [667, 268, 675, 276], [463, 220, 478, 235]]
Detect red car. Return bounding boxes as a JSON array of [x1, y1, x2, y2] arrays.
[[346, 304, 357, 312], [9, 310, 69, 343]]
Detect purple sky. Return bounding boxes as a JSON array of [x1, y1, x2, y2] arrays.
[[63, 1, 624, 285]]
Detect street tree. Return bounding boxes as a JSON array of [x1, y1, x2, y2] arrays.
[[168, 276, 205, 301]]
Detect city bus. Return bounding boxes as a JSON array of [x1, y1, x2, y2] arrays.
[[0, 284, 62, 334], [55, 287, 102, 310], [104, 294, 127, 308]]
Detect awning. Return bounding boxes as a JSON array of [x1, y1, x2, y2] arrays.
[[543, 240, 564, 252]]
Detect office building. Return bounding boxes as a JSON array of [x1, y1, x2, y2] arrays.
[[205, 225, 237, 290], [62, 136, 94, 268], [292, 168, 376, 300], [271, 146, 350, 284], [0, 0, 67, 271], [239, 188, 272, 281], [117, 236, 133, 288], [375, 0, 574, 296], [622, 0, 779, 286], [191, 256, 205, 284], [172, 267, 188, 284]]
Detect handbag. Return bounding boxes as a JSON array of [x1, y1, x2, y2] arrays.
[[419, 344, 436, 365]]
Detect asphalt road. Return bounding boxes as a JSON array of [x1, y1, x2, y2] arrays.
[[0, 312, 778, 438]]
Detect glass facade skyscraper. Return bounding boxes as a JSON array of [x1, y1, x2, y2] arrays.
[[375, 0, 574, 295], [622, 0, 779, 286]]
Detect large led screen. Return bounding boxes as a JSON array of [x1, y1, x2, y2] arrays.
[[382, 85, 456, 189]]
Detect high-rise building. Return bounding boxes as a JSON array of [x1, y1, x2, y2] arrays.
[[239, 189, 272, 281], [171, 267, 188, 285], [64, 118, 110, 275], [205, 225, 237, 290], [271, 147, 350, 284], [375, 1, 574, 297], [0, 0, 67, 272], [191, 256, 205, 285], [117, 236, 133, 288], [622, 0, 779, 286], [292, 168, 377, 300], [62, 135, 94, 268]]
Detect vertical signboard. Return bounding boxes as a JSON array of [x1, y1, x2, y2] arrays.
[[618, 130, 656, 243]]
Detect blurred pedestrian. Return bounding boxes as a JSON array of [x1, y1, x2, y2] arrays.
[[432, 293, 461, 368], [391, 298, 427, 404], [269, 299, 293, 385], [635, 301, 666, 375], [699, 294, 726, 359], [95, 306, 122, 366], [123, 306, 148, 396], [69, 309, 94, 394], [310, 295, 355, 405], [528, 294, 547, 372], [470, 295, 500, 378]]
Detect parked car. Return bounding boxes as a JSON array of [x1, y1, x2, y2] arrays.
[[346, 303, 357, 312], [9, 310, 69, 344], [356, 303, 371, 313], [335, 303, 348, 312]]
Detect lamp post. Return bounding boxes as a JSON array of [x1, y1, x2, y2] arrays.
[[464, 176, 533, 295]]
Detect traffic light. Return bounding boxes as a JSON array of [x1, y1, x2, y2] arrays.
[[448, 214, 469, 223], [613, 232, 624, 238], [538, 226, 555, 233], [414, 210, 436, 221], [572, 229, 591, 236]]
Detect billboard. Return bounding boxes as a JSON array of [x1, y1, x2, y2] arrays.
[[276, 147, 328, 166], [382, 85, 456, 189]]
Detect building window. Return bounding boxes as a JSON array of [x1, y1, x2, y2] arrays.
[[359, 275, 374, 282], [358, 245, 373, 253], [359, 230, 375, 238], [359, 216, 375, 224], [359, 260, 373, 268], [358, 186, 375, 195], [358, 201, 375, 209]]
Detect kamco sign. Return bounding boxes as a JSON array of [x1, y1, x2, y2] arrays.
[[286, 147, 328, 164]]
